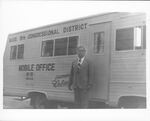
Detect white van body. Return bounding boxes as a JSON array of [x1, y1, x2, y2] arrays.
[[4, 12, 146, 108]]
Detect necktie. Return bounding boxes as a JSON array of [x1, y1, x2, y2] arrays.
[[79, 59, 81, 63], [78, 59, 81, 67]]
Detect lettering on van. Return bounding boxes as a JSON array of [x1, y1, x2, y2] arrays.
[[27, 23, 88, 39], [9, 35, 26, 42], [9, 37, 17, 42], [52, 74, 70, 88], [27, 29, 60, 39], [20, 35, 26, 41], [63, 23, 88, 33], [18, 63, 55, 71], [26, 72, 33, 80]]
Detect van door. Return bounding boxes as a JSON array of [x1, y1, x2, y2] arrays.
[[88, 22, 111, 101]]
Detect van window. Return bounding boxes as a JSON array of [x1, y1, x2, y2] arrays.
[[116, 27, 134, 51], [10, 45, 17, 59], [134, 27, 142, 49], [41, 40, 54, 57], [41, 36, 79, 57], [54, 37, 67, 56], [17, 44, 24, 59], [143, 25, 146, 49], [94, 32, 104, 53], [116, 26, 146, 51], [68, 36, 78, 55]]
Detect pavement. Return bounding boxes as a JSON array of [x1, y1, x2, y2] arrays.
[[3, 96, 32, 109], [3, 96, 69, 109], [3, 96, 109, 109]]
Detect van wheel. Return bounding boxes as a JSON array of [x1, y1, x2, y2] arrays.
[[118, 96, 146, 108], [31, 94, 47, 109]]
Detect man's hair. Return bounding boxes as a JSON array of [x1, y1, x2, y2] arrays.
[[77, 46, 86, 51]]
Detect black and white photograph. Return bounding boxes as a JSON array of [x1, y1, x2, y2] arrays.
[[0, 1, 150, 121]]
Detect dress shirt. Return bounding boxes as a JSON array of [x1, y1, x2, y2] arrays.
[[78, 57, 85, 65]]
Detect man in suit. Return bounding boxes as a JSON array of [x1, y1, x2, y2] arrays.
[[68, 46, 92, 108]]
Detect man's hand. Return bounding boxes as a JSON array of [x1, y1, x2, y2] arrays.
[[68, 85, 72, 91], [87, 84, 92, 89]]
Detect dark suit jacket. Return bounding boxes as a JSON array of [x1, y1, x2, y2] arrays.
[[69, 58, 92, 89]]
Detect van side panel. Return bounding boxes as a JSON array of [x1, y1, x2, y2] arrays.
[[4, 13, 146, 107], [109, 14, 146, 106], [3, 20, 90, 102], [87, 22, 111, 102]]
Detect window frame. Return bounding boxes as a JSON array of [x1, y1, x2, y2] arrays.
[[41, 39, 54, 57], [68, 36, 79, 55], [54, 37, 68, 56], [10, 45, 17, 60], [93, 31, 105, 55], [41, 35, 79, 58], [17, 44, 24, 59], [115, 25, 146, 52], [10, 44, 24, 60]]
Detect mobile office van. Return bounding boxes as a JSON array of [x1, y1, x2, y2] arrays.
[[3, 12, 146, 108]]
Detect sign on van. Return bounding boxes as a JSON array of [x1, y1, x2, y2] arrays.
[[19, 63, 55, 71], [9, 23, 88, 42], [52, 74, 70, 88], [27, 23, 88, 39]]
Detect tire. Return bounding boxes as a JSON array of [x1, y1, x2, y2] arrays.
[[31, 94, 47, 109], [118, 96, 146, 109]]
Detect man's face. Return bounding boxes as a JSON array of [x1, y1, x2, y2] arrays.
[[77, 47, 86, 59]]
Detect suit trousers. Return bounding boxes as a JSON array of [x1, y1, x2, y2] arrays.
[[74, 87, 89, 108]]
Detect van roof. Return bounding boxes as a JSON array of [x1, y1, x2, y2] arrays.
[[9, 12, 120, 36]]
